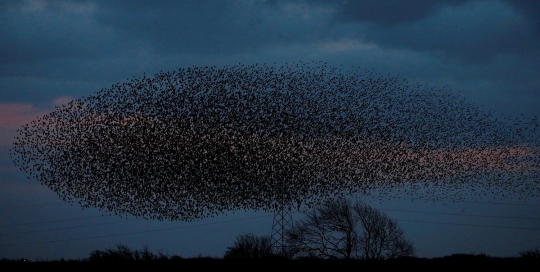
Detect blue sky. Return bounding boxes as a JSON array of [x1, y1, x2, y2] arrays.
[[1, 0, 539, 261]]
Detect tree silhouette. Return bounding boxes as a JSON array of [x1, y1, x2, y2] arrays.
[[9, 61, 540, 223], [223, 233, 274, 259], [286, 198, 415, 260], [517, 246, 540, 259], [88, 244, 174, 262], [354, 200, 415, 260]]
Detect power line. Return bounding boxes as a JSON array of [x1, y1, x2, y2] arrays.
[[0, 215, 113, 228], [2, 213, 539, 248], [2, 195, 540, 211], [397, 219, 540, 231], [1, 204, 539, 230], [363, 194, 540, 207], [0, 214, 273, 247], [0, 219, 144, 236], [0, 202, 65, 209], [379, 208, 540, 221]]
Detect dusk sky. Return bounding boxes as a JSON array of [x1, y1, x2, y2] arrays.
[[1, 0, 540, 261]]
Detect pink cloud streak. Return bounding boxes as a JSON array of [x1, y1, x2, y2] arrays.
[[0, 96, 74, 145], [0, 103, 45, 129]]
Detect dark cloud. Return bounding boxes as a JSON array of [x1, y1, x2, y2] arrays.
[[359, 1, 539, 64], [504, 0, 540, 33], [92, 0, 333, 56], [4, 0, 537, 66], [0, 0, 341, 65], [0, 1, 121, 64], [314, 0, 470, 26], [0, 0, 539, 103], [300, 0, 540, 64]]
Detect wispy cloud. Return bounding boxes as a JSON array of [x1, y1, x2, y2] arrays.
[[0, 96, 74, 145], [0, 103, 44, 129]]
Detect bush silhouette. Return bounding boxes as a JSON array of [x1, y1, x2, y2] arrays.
[[89, 244, 178, 262], [224, 233, 276, 259]]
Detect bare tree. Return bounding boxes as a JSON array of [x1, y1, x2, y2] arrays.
[[354, 201, 415, 260], [517, 246, 540, 259], [88, 244, 173, 262], [287, 198, 415, 260], [286, 198, 359, 259], [224, 233, 274, 259]]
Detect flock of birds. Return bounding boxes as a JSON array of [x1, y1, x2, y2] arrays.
[[9, 61, 540, 221]]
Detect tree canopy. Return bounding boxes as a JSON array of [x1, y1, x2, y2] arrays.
[[286, 198, 416, 260]]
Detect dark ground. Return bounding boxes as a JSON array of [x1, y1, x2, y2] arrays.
[[1, 255, 538, 269]]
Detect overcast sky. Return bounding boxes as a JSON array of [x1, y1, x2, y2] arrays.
[[1, 0, 539, 261]]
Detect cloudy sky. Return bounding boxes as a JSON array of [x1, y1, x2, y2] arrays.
[[1, 0, 539, 261]]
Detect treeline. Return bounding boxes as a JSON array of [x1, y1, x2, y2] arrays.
[[1, 244, 539, 264], [1, 199, 539, 265]]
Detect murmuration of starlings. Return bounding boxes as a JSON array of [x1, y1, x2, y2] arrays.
[[10, 61, 540, 221]]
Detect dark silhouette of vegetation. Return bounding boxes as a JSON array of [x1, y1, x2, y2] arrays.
[[286, 198, 415, 260], [1, 249, 539, 269], [223, 233, 275, 259], [88, 244, 179, 262], [518, 246, 540, 259]]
